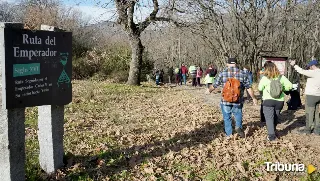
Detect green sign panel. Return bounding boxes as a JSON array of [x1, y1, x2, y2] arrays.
[[13, 63, 40, 77]]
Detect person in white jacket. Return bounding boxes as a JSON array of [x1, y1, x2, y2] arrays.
[[289, 59, 320, 134]]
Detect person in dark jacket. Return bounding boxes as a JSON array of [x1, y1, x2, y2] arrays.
[[168, 66, 174, 84], [285, 74, 302, 110], [174, 67, 182, 86], [159, 69, 164, 83]]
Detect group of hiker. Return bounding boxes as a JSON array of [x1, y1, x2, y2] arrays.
[[209, 57, 320, 141], [169, 63, 218, 90], [153, 57, 320, 141]]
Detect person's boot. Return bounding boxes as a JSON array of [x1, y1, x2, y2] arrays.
[[298, 115, 313, 134], [313, 126, 320, 135], [235, 127, 245, 138], [267, 134, 277, 141]]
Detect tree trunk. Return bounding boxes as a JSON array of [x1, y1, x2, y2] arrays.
[[127, 34, 144, 85]]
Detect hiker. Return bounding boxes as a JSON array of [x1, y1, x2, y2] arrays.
[[181, 63, 188, 85], [155, 69, 160, 86], [205, 64, 217, 78], [243, 65, 253, 101], [174, 67, 182, 86], [209, 58, 258, 139], [205, 64, 216, 93], [189, 64, 197, 87], [259, 61, 273, 123], [204, 72, 215, 94], [196, 66, 203, 87], [168, 66, 174, 84], [159, 69, 164, 83], [258, 62, 293, 141], [289, 59, 320, 134], [285, 75, 302, 110]]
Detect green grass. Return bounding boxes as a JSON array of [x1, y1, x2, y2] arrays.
[[24, 81, 162, 180], [25, 107, 38, 128], [25, 138, 43, 181], [301, 173, 320, 181]]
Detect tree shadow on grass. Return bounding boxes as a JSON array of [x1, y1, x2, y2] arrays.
[[64, 121, 226, 179]]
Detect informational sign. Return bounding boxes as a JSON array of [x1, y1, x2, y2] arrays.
[[3, 28, 72, 109], [262, 57, 287, 75]]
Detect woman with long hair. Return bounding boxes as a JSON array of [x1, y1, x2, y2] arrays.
[[259, 61, 273, 123], [258, 62, 293, 141]]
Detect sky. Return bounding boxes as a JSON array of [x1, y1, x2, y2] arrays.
[[3, 0, 158, 24], [63, 0, 165, 24], [62, 0, 158, 24]]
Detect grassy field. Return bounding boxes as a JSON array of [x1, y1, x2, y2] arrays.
[[25, 80, 320, 180]]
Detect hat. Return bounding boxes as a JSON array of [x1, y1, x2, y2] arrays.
[[227, 58, 237, 64], [307, 60, 318, 69]]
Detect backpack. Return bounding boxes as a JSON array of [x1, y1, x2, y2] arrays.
[[269, 76, 283, 98], [209, 69, 217, 77], [222, 72, 241, 103]]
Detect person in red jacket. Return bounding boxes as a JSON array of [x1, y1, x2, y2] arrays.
[[205, 64, 217, 76], [180, 63, 188, 85]]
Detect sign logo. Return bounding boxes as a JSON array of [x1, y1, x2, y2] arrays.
[[57, 52, 70, 87]]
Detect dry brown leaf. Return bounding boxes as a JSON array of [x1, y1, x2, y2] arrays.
[[144, 167, 154, 174]]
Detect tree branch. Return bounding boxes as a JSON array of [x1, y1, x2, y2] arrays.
[[137, 0, 185, 33], [138, 0, 159, 33]]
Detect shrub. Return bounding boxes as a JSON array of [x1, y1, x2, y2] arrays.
[[72, 45, 154, 82]]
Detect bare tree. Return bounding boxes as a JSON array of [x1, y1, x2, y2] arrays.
[[0, 2, 16, 22], [113, 0, 180, 85]]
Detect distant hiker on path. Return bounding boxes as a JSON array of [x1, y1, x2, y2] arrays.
[[205, 64, 217, 78], [155, 69, 160, 86], [174, 67, 182, 86], [168, 66, 174, 84], [196, 66, 203, 87], [209, 58, 257, 139], [258, 62, 292, 141], [189, 64, 197, 87], [289, 59, 320, 135], [204, 64, 216, 93], [159, 69, 164, 83], [181, 63, 188, 85], [243, 65, 253, 101]]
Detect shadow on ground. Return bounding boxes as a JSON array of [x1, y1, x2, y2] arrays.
[[242, 108, 306, 138]]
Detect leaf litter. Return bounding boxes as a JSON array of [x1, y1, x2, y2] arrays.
[[24, 81, 320, 180]]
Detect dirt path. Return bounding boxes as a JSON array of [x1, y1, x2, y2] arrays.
[[178, 84, 320, 148], [179, 84, 320, 146]]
